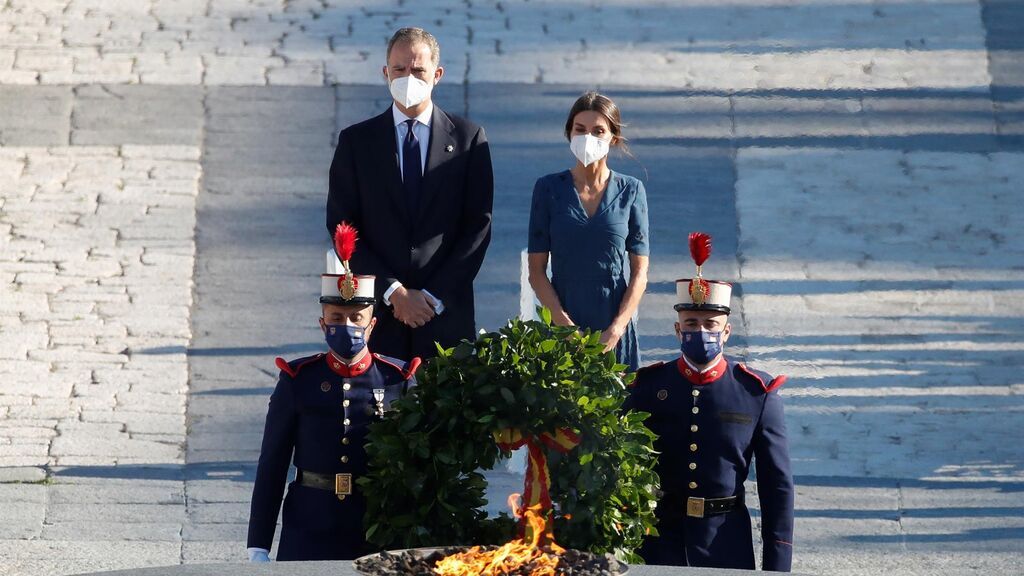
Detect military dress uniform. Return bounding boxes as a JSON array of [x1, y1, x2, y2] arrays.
[[625, 232, 794, 572], [247, 231, 421, 561], [247, 350, 418, 560]]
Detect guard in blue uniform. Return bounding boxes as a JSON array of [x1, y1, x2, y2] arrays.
[[247, 224, 421, 562], [625, 232, 794, 572]]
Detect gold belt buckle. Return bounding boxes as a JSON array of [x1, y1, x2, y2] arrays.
[[335, 473, 352, 496], [686, 497, 705, 518]]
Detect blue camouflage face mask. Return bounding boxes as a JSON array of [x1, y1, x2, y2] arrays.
[[680, 330, 724, 365], [324, 324, 367, 358]]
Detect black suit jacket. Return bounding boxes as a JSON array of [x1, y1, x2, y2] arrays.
[[326, 104, 493, 359]]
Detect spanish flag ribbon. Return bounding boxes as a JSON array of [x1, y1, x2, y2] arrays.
[[493, 427, 582, 540]]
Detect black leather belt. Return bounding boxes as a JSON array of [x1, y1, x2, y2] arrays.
[[297, 469, 352, 497], [664, 492, 744, 518]]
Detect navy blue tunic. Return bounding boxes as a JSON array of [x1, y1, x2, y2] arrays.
[[528, 170, 649, 370], [625, 355, 794, 571], [247, 351, 417, 561]]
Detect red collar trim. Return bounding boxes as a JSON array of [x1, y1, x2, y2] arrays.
[[327, 350, 373, 377], [676, 355, 728, 386]]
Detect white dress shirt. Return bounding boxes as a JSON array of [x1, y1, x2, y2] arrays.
[[384, 103, 443, 315], [392, 103, 432, 176]]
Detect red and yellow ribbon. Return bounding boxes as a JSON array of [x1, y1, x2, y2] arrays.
[[493, 427, 582, 541]]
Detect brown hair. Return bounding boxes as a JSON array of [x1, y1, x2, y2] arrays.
[[386, 27, 441, 68], [564, 91, 628, 149]]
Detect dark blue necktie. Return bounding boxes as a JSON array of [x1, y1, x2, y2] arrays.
[[402, 119, 422, 217]]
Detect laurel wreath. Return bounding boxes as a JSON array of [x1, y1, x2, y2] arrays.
[[358, 310, 660, 562]]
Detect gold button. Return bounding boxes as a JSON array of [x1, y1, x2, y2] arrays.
[[690, 425, 698, 432], [337, 495, 346, 501], [689, 462, 697, 470], [690, 443, 698, 452], [340, 455, 349, 463], [342, 383, 351, 391], [343, 418, 350, 426], [692, 407, 699, 414], [689, 481, 697, 489], [692, 389, 700, 397], [343, 399, 350, 407], [341, 437, 350, 445]]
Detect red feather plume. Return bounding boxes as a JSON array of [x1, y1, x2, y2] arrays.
[[334, 222, 358, 262], [689, 232, 712, 267]]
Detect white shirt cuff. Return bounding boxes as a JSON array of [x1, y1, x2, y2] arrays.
[[422, 289, 444, 315], [383, 282, 443, 314], [383, 281, 403, 306], [247, 547, 270, 562]]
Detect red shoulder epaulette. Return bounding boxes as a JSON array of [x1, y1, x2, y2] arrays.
[[765, 375, 787, 393], [275, 354, 323, 378], [736, 363, 763, 388], [737, 363, 786, 393], [275, 357, 293, 376], [404, 357, 422, 381], [373, 353, 420, 381]]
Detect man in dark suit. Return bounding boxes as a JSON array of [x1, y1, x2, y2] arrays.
[[326, 27, 494, 360]]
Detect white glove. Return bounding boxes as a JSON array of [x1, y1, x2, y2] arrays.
[[248, 547, 271, 562]]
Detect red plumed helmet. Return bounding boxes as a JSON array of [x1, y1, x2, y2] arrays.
[[689, 232, 712, 270], [334, 222, 358, 263]]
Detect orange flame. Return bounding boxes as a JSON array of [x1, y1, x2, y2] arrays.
[[433, 496, 564, 576]]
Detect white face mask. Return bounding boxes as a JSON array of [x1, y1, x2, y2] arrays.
[[569, 134, 610, 167], [389, 74, 433, 108]]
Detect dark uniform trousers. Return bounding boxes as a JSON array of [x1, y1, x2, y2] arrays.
[[625, 355, 794, 572], [247, 351, 417, 561]]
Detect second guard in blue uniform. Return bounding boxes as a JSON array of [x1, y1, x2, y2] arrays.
[[625, 232, 794, 572], [246, 224, 421, 562]]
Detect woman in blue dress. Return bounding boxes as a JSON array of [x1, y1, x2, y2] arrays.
[[527, 92, 650, 371]]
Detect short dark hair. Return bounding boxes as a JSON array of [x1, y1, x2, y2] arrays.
[[386, 27, 440, 68], [564, 91, 628, 149]]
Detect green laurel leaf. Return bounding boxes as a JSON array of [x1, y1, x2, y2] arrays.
[[360, 308, 660, 561]]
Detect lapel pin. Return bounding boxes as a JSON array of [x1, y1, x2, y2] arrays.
[[445, 144, 454, 153]]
